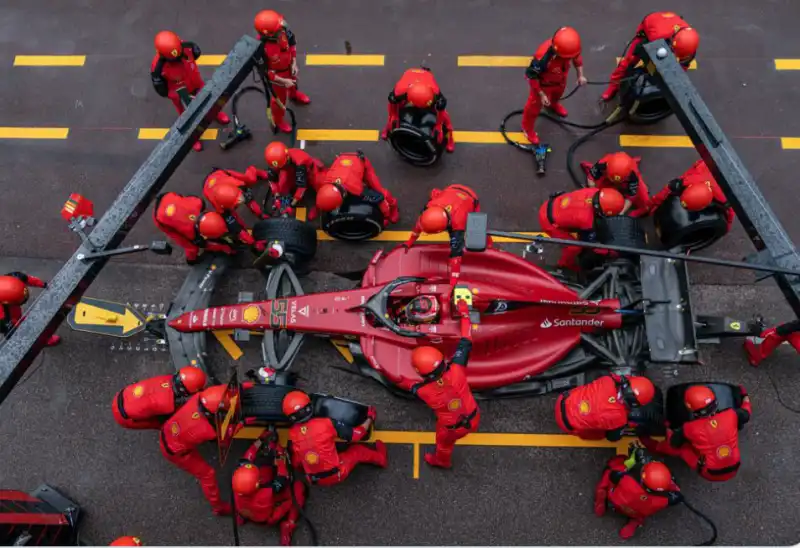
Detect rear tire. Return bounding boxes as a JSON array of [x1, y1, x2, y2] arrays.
[[620, 72, 674, 125], [665, 382, 743, 429], [626, 386, 666, 436], [252, 217, 317, 267], [322, 195, 385, 241], [388, 106, 445, 166], [653, 194, 729, 252]]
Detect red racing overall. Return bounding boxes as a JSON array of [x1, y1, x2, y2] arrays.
[[267, 149, 327, 216], [202, 170, 265, 246], [112, 374, 181, 430], [288, 417, 387, 487], [581, 155, 651, 217], [650, 159, 735, 232], [150, 43, 206, 115], [607, 12, 695, 92], [522, 39, 584, 143], [323, 152, 400, 224], [152, 192, 235, 262], [555, 374, 631, 441], [383, 68, 455, 149], [0, 272, 60, 346], [260, 29, 308, 131], [405, 185, 490, 286], [642, 397, 752, 481], [538, 188, 608, 270], [745, 319, 800, 366], [160, 393, 235, 515], [596, 456, 681, 538]]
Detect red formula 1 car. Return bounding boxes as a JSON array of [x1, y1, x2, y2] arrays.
[[168, 218, 760, 399]]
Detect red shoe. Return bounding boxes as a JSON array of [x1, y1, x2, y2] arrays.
[[522, 129, 539, 145], [276, 121, 293, 134], [424, 452, 452, 469], [550, 103, 568, 117], [374, 440, 389, 468], [593, 496, 607, 517], [380, 128, 389, 141], [213, 503, 232, 516], [446, 138, 455, 153], [601, 87, 618, 102], [46, 335, 61, 347], [292, 91, 311, 105], [280, 520, 296, 546], [192, 141, 203, 152], [619, 521, 640, 540], [389, 208, 400, 224], [216, 111, 230, 125]]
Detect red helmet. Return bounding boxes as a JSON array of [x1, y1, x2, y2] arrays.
[[672, 27, 699, 61], [282, 390, 312, 421], [0, 276, 28, 305], [254, 10, 284, 36], [210, 183, 243, 210], [403, 295, 440, 324], [176, 366, 207, 394], [684, 385, 716, 413], [411, 346, 445, 376], [316, 184, 344, 212], [200, 385, 228, 413], [154, 31, 182, 59], [232, 463, 261, 496], [407, 83, 436, 108], [605, 152, 636, 183], [265, 142, 290, 169], [627, 376, 656, 407], [552, 27, 582, 59], [110, 537, 143, 546], [680, 183, 713, 211], [596, 188, 625, 217], [197, 212, 228, 239], [419, 206, 449, 234], [641, 461, 672, 492]]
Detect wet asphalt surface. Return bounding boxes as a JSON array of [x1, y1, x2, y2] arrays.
[[0, 0, 799, 545]]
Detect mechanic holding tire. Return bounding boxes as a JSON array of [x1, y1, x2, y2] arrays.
[[203, 166, 271, 221], [640, 385, 752, 482], [581, 152, 651, 217], [264, 142, 327, 218]]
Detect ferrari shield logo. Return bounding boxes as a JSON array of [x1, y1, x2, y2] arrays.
[[710, 419, 718, 429], [208, 178, 216, 187], [171, 48, 179, 58], [192, 412, 200, 420], [161, 382, 170, 389], [640, 495, 648, 501], [165, 204, 176, 217], [188, 214, 196, 221], [341, 159, 352, 166], [447, 399, 462, 411], [674, 25, 681, 32], [132, 385, 145, 398], [579, 400, 591, 415], [300, 426, 308, 435], [243, 305, 261, 324], [170, 422, 180, 436], [445, 204, 453, 212], [608, 397, 616, 403], [305, 452, 319, 465], [560, 197, 570, 208], [717, 445, 732, 458]]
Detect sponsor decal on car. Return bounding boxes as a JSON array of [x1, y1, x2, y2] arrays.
[[540, 317, 605, 328]]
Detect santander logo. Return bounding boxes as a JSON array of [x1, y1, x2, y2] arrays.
[[540, 319, 553, 328], [541, 317, 604, 328]]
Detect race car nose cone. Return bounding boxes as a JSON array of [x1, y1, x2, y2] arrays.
[[168, 312, 193, 332]]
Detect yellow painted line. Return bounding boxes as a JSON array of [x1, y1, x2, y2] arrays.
[[306, 54, 385, 66], [196, 55, 228, 66], [775, 59, 800, 70], [619, 134, 693, 148], [454, 130, 531, 144], [297, 129, 379, 142], [137, 128, 219, 140], [617, 57, 696, 70], [780, 138, 800, 149], [212, 331, 243, 360], [412, 443, 420, 480], [13, 55, 86, 67], [0, 127, 69, 139], [458, 55, 530, 67], [314, 230, 545, 243]]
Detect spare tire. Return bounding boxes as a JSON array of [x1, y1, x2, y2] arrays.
[[665, 382, 743, 429], [653, 194, 729, 252], [389, 106, 446, 167], [321, 193, 385, 241], [626, 386, 666, 437], [252, 217, 317, 268], [595, 215, 647, 250], [620, 72, 673, 125]]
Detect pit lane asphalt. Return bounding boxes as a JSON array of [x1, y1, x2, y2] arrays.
[[1, 0, 799, 545]]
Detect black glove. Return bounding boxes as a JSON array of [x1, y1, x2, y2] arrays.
[[191, 43, 202, 59], [667, 178, 684, 195], [667, 491, 684, 505], [435, 95, 447, 111], [271, 476, 288, 492]]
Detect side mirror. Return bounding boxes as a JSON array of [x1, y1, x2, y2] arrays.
[[465, 213, 488, 252]]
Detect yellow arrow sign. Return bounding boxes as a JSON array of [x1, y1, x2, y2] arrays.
[[67, 297, 146, 337]]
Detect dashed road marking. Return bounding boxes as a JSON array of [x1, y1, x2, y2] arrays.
[[306, 54, 385, 66], [13, 55, 86, 67], [618, 57, 697, 70], [780, 138, 800, 149], [0, 127, 69, 139], [620, 134, 693, 148], [458, 56, 530, 67], [774, 59, 800, 70], [137, 128, 219, 140]]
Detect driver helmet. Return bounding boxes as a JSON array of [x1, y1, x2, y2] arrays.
[[672, 27, 699, 62], [232, 463, 261, 496], [316, 184, 345, 212], [595, 188, 626, 217], [552, 27, 582, 59], [620, 375, 655, 408], [407, 83, 436, 108], [110, 537, 143, 546], [419, 206, 449, 234], [209, 183, 244, 210], [684, 385, 717, 416], [174, 366, 207, 396], [403, 295, 440, 324], [604, 152, 636, 183], [254, 10, 284, 37], [197, 212, 228, 240], [282, 391, 313, 423], [154, 31, 182, 60], [0, 276, 29, 305], [641, 461, 672, 493], [680, 183, 713, 211]]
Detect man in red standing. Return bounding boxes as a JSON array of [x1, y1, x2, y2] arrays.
[[581, 152, 651, 217], [150, 31, 230, 151], [602, 12, 699, 102], [522, 27, 588, 145], [394, 299, 478, 468], [254, 10, 311, 134], [381, 67, 455, 153], [0, 273, 60, 346], [264, 142, 327, 217], [112, 367, 207, 430]]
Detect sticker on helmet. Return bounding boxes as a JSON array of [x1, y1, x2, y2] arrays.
[[341, 159, 352, 166], [560, 197, 570, 208], [208, 178, 216, 187]]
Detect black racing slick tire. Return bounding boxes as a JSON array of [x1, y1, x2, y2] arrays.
[[653, 194, 729, 253], [595, 215, 647, 250], [321, 195, 385, 242], [252, 217, 318, 266], [665, 382, 743, 429], [388, 106, 446, 167], [626, 386, 666, 437], [619, 72, 673, 125]]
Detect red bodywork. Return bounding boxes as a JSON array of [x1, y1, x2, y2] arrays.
[[169, 246, 622, 390]]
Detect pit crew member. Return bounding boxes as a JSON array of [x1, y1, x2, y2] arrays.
[[315, 151, 400, 226], [581, 152, 650, 217], [555, 374, 656, 440], [537, 187, 626, 271], [150, 31, 229, 151], [744, 319, 800, 366], [203, 166, 269, 220], [111, 367, 207, 430], [203, 182, 265, 251], [522, 27, 587, 145], [640, 385, 752, 481], [381, 67, 455, 153], [253, 10, 310, 134], [649, 159, 735, 233], [264, 142, 327, 217], [602, 12, 699, 102], [0, 273, 60, 346], [282, 391, 388, 487]]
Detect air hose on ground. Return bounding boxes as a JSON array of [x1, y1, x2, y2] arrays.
[[681, 497, 718, 546]]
